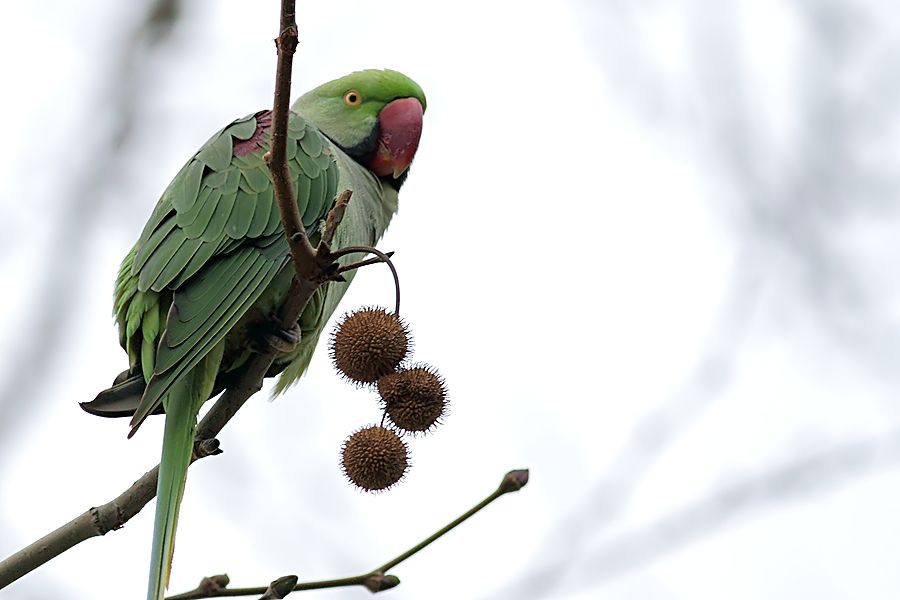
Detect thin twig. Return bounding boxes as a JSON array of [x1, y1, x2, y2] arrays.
[[320, 189, 353, 249], [166, 470, 530, 599], [336, 251, 395, 273], [329, 246, 401, 314]]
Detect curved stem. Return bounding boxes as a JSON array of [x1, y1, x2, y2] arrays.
[[332, 245, 401, 314]]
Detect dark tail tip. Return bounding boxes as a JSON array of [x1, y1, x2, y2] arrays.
[[81, 372, 148, 419]]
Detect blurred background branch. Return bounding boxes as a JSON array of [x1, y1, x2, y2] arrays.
[[578, 428, 900, 585], [0, 0, 185, 459]]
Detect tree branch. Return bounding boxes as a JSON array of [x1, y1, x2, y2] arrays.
[[0, 0, 348, 590], [166, 470, 530, 599], [265, 0, 317, 281]]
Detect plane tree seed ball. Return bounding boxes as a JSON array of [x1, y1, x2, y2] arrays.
[[341, 425, 410, 491], [330, 307, 411, 385], [378, 364, 447, 434]]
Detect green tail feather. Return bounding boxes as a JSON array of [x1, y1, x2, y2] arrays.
[[147, 392, 194, 600], [147, 342, 223, 600]]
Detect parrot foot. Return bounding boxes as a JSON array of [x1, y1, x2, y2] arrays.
[[250, 320, 302, 355]]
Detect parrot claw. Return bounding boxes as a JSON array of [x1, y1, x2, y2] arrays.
[[250, 320, 302, 354]]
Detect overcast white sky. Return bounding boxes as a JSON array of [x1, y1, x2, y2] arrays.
[[2, 1, 900, 599]]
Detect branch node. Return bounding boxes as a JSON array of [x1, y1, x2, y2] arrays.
[[363, 572, 400, 593], [275, 25, 298, 52], [194, 438, 223, 459], [260, 575, 299, 599], [89, 502, 125, 535], [201, 573, 231, 594]]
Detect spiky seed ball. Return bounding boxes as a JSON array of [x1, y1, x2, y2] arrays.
[[330, 307, 411, 385], [378, 364, 448, 434], [341, 425, 409, 492]]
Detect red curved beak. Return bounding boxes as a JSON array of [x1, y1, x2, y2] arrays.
[[369, 97, 424, 179]]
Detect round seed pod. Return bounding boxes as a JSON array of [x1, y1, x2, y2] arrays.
[[378, 364, 448, 434], [341, 425, 409, 492], [330, 307, 411, 386]]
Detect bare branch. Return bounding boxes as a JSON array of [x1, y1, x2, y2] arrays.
[[264, 0, 317, 281], [0, 444, 214, 589], [166, 470, 530, 599]]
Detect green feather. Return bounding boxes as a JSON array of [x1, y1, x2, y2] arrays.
[[171, 160, 204, 213], [173, 249, 258, 326], [302, 172, 328, 227], [286, 136, 298, 161], [150, 237, 204, 292], [140, 303, 161, 380], [295, 147, 320, 179], [246, 187, 273, 238], [134, 217, 178, 275], [169, 237, 223, 290], [242, 166, 270, 194], [201, 186, 237, 242], [226, 189, 256, 239], [181, 189, 222, 239], [298, 125, 322, 157], [294, 174, 311, 221], [195, 131, 233, 171], [226, 115, 257, 140], [146, 341, 223, 600]]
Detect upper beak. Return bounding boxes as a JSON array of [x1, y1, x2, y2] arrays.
[[370, 97, 424, 179]]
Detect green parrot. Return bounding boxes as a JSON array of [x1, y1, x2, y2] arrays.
[[82, 69, 425, 600]]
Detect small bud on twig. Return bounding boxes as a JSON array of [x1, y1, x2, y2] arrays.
[[498, 469, 530, 495], [259, 575, 299, 599]]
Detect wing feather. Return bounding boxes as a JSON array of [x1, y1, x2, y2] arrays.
[[226, 189, 256, 239], [149, 236, 204, 293], [134, 250, 286, 423]]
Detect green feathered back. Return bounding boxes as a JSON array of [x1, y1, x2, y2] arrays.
[[113, 107, 400, 428], [115, 110, 342, 431]]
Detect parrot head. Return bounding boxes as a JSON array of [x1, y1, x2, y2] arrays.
[[293, 69, 426, 189]]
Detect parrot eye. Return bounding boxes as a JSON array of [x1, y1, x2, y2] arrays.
[[343, 90, 362, 107]]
